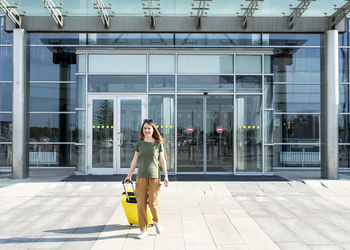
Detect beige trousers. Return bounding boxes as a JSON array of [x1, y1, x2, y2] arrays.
[[135, 177, 162, 231]]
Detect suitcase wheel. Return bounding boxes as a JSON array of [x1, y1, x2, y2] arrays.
[[129, 223, 133, 225]]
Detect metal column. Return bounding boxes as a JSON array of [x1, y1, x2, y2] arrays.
[[12, 29, 29, 178], [321, 30, 339, 179]]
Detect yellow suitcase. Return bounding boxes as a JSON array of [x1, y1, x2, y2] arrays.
[[121, 180, 153, 226]]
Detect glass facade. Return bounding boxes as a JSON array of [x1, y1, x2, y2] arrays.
[[1, 14, 350, 173]]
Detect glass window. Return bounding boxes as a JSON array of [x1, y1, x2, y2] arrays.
[[88, 55, 146, 74], [30, 113, 77, 142], [274, 114, 319, 143], [177, 75, 234, 93], [78, 54, 86, 73], [148, 95, 175, 171], [0, 114, 12, 142], [30, 47, 76, 81], [339, 145, 350, 168], [0, 144, 11, 167], [265, 34, 320, 46], [88, 33, 174, 46], [0, 46, 12, 81], [29, 144, 76, 167], [273, 48, 320, 82], [148, 75, 175, 92], [88, 75, 146, 92], [75, 145, 85, 172], [236, 76, 262, 93], [264, 111, 273, 144], [236, 55, 262, 74], [0, 83, 12, 111], [264, 76, 273, 108], [76, 110, 85, 143], [264, 55, 272, 74], [178, 55, 233, 74], [274, 84, 320, 113], [149, 55, 174, 74], [274, 145, 320, 168], [339, 32, 348, 46], [339, 48, 349, 83], [30, 33, 87, 45], [0, 17, 12, 44], [339, 115, 350, 143], [264, 145, 273, 172], [30, 83, 77, 112], [175, 34, 261, 46], [77, 76, 86, 108]]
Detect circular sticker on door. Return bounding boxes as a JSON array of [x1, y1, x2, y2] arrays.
[[186, 126, 194, 133], [216, 126, 223, 134]]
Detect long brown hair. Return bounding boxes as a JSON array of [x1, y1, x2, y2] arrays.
[[139, 120, 164, 144]]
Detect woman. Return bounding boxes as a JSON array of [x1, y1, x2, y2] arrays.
[[124, 119, 169, 239]]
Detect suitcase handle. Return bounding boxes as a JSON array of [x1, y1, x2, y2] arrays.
[[121, 180, 135, 202]]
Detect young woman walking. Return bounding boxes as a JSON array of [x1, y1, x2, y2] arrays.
[[124, 119, 169, 239]]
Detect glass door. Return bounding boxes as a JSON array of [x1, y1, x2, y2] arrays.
[[87, 95, 146, 174]]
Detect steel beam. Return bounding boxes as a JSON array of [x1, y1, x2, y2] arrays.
[[330, 1, 350, 30], [94, 0, 111, 29], [42, 0, 63, 28], [0, 0, 21, 28], [192, 0, 211, 30], [142, 0, 160, 29], [289, 0, 315, 29], [241, 0, 263, 29]]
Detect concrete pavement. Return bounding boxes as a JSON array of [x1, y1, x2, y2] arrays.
[[1, 170, 350, 249]]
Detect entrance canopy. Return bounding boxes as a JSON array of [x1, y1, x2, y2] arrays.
[[1, 0, 350, 33]]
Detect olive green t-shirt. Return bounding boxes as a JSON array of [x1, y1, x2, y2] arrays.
[[135, 140, 164, 178]]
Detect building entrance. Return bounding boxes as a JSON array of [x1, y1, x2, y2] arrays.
[[87, 95, 147, 174]]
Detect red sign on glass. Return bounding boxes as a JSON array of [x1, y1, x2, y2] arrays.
[[216, 126, 223, 134], [186, 126, 194, 133]]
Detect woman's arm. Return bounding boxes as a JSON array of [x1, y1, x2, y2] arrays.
[[124, 151, 139, 183], [159, 151, 169, 187]]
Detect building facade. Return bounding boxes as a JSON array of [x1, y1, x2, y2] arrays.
[[0, 1, 349, 177]]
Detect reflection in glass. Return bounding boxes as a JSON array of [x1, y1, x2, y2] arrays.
[[77, 110, 85, 143], [339, 85, 350, 113], [339, 145, 350, 168], [0, 17, 12, 44], [274, 145, 319, 168], [89, 55, 146, 74], [148, 75, 175, 92], [92, 100, 113, 168], [0, 144, 11, 167], [30, 114, 76, 143], [30, 83, 77, 112], [76, 145, 85, 172], [0, 47, 12, 81], [30, 33, 87, 45], [178, 55, 233, 74], [78, 54, 86, 73], [30, 47, 76, 81], [236, 55, 261, 74], [88, 33, 173, 46], [29, 144, 76, 167], [339, 115, 350, 143], [264, 146, 273, 172], [236, 76, 262, 93], [177, 96, 203, 172], [175, 33, 261, 46], [265, 34, 320, 46], [274, 84, 320, 112], [264, 76, 273, 108], [77, 76, 86, 108], [88, 75, 146, 92], [148, 95, 175, 171], [206, 96, 233, 172], [149, 55, 174, 74], [273, 48, 320, 82], [339, 48, 349, 83], [264, 56, 272, 74], [177, 75, 233, 92], [0, 83, 12, 111], [274, 114, 319, 143], [0, 114, 12, 142], [120, 100, 142, 169], [236, 95, 262, 172], [264, 111, 273, 144]]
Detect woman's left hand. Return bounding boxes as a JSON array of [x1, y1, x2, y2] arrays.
[[164, 178, 169, 187]]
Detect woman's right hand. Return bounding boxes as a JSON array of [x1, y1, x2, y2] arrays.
[[124, 175, 131, 184]]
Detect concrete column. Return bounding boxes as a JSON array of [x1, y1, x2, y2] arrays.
[[321, 30, 339, 179], [12, 29, 29, 178]]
